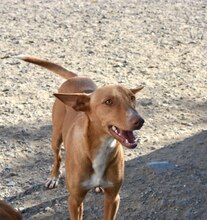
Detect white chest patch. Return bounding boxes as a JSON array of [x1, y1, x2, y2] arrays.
[[82, 138, 117, 189]]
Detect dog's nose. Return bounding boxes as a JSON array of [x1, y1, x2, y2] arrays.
[[137, 117, 145, 129], [130, 114, 144, 130]]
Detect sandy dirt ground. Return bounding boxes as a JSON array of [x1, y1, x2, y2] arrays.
[[0, 0, 207, 219]]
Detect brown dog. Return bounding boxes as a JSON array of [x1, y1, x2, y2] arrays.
[[17, 55, 144, 220], [0, 200, 22, 220]]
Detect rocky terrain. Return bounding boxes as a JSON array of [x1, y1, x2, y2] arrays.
[[0, 0, 207, 219]]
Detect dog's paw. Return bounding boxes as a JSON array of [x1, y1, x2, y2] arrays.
[[45, 172, 62, 189], [95, 187, 104, 193], [45, 176, 60, 189]]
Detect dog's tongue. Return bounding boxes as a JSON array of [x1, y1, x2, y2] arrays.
[[109, 126, 137, 148], [119, 130, 137, 148]]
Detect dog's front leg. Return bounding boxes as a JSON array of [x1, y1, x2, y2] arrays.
[[104, 189, 120, 220], [68, 194, 86, 220]]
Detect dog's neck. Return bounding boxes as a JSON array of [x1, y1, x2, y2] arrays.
[[85, 116, 114, 156], [78, 115, 120, 189]]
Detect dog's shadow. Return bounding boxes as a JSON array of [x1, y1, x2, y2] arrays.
[[3, 130, 207, 220]]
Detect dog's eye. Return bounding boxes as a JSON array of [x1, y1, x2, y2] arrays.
[[105, 99, 113, 106], [131, 96, 136, 101]]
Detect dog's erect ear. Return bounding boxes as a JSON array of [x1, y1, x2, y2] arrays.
[[130, 86, 144, 94], [54, 93, 90, 112]]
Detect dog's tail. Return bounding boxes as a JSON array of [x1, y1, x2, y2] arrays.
[[15, 55, 77, 79]]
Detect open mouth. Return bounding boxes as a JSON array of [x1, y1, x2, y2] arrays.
[[108, 125, 137, 149]]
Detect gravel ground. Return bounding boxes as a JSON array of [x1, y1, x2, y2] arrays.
[[0, 0, 207, 219]]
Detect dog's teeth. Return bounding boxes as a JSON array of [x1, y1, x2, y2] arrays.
[[112, 126, 118, 133], [125, 139, 129, 144]]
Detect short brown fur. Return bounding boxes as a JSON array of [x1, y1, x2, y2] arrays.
[[0, 201, 22, 220], [18, 55, 144, 220]]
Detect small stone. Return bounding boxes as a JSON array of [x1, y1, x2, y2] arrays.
[[2, 140, 8, 144], [3, 88, 10, 93], [4, 152, 16, 158], [181, 122, 193, 127], [140, 99, 153, 106], [88, 50, 94, 55], [45, 207, 54, 213], [146, 161, 177, 174], [6, 172, 18, 177], [7, 181, 16, 187], [18, 207, 25, 212]]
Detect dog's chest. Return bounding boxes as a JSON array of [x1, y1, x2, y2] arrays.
[[82, 138, 117, 189]]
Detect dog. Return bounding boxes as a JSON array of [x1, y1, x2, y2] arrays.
[[0, 200, 22, 220], [17, 55, 144, 220]]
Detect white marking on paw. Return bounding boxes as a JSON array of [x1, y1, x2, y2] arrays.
[[45, 171, 62, 189]]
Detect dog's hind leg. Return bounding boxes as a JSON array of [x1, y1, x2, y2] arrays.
[[45, 130, 62, 188], [45, 99, 65, 189]]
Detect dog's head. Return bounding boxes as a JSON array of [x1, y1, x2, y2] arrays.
[[54, 85, 144, 149]]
